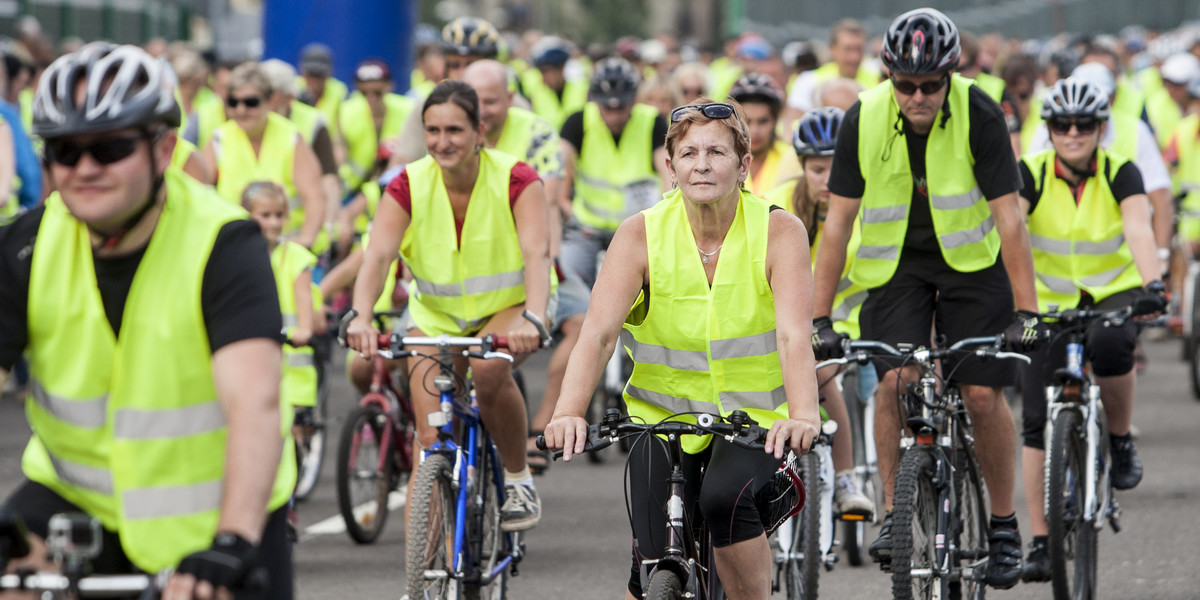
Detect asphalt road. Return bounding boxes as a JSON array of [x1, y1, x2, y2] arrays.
[[1, 336, 1197, 598]]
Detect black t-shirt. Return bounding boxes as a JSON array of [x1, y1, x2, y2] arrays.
[[0, 206, 282, 372], [560, 110, 668, 173], [1018, 156, 1145, 213], [829, 83, 1022, 254]]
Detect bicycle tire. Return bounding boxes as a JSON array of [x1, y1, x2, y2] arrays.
[[952, 442, 989, 600], [406, 454, 458, 600], [1047, 408, 1097, 600], [644, 569, 684, 600], [335, 405, 394, 544], [841, 377, 874, 567], [785, 451, 821, 600], [890, 447, 944, 600], [464, 439, 507, 600], [293, 356, 332, 500]]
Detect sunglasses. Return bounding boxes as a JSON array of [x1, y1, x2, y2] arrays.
[[44, 135, 144, 167], [670, 102, 735, 123], [226, 95, 262, 109], [1048, 117, 1100, 136], [891, 75, 949, 96]]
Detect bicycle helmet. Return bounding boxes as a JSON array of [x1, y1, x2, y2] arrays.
[[441, 17, 501, 58], [589, 57, 640, 108], [531, 36, 571, 69], [728, 73, 783, 111], [880, 8, 961, 75], [33, 41, 180, 139], [792, 106, 845, 158], [1041, 77, 1110, 121]]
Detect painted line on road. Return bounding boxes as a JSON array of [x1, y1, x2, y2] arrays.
[[300, 490, 407, 541]]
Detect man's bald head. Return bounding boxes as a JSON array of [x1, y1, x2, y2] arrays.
[[462, 59, 513, 143], [815, 77, 863, 112], [463, 59, 509, 92]]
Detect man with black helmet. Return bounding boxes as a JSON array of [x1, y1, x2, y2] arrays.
[[0, 43, 293, 599], [810, 8, 1044, 589]]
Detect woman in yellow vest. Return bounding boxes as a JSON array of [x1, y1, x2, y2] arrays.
[[729, 73, 801, 197], [1015, 77, 1166, 582], [543, 99, 821, 600], [346, 80, 551, 532], [203, 62, 326, 250]]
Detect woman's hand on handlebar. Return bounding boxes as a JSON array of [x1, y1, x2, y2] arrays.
[[543, 415, 589, 462], [506, 316, 543, 355], [289, 328, 312, 347], [764, 418, 820, 459], [345, 314, 381, 358]]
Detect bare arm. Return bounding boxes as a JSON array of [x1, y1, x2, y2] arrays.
[[558, 140, 577, 220], [0, 121, 15, 211], [291, 269, 315, 346], [1120, 194, 1161, 285], [1148, 187, 1174, 276], [510, 179, 552, 354], [201, 140, 217, 185], [319, 247, 364, 300], [989, 191, 1039, 313], [291, 140, 325, 248], [347, 190, 409, 357], [336, 192, 369, 259], [181, 148, 215, 185], [812, 194, 860, 317], [543, 175, 564, 259]]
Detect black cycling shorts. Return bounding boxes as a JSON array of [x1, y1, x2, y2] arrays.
[[1020, 288, 1140, 450], [624, 434, 782, 598], [860, 249, 1017, 388], [2, 480, 294, 599]]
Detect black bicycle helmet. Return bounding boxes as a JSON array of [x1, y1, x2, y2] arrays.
[[1041, 77, 1110, 121], [589, 57, 640, 108], [728, 73, 783, 111], [441, 17, 501, 58], [792, 107, 844, 158], [33, 42, 180, 139], [531, 36, 571, 69], [880, 8, 961, 75]]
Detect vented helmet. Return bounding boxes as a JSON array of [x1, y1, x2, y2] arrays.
[[728, 73, 783, 110], [792, 107, 844, 157], [880, 8, 961, 75], [1041, 77, 1111, 121], [589, 57, 640, 108], [441, 17, 501, 58], [531, 36, 571, 68]]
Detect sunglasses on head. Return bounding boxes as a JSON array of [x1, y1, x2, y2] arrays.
[[1048, 116, 1100, 136], [44, 135, 144, 167], [890, 75, 949, 96], [226, 95, 262, 108], [670, 102, 735, 123]]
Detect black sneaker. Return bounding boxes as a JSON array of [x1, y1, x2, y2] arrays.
[[1021, 539, 1051, 583], [500, 483, 542, 532], [1110, 436, 1143, 490], [868, 511, 894, 565], [984, 527, 1023, 589]]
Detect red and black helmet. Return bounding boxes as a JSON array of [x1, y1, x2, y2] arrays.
[[880, 8, 961, 76]]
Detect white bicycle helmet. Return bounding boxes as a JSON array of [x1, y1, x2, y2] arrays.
[[1041, 77, 1110, 121]]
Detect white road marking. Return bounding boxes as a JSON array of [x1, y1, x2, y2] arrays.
[[300, 489, 407, 540]]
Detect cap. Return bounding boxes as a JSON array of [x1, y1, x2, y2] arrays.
[[1160, 53, 1200, 85], [355, 59, 391, 83], [1069, 62, 1116, 97], [300, 43, 332, 77], [736, 36, 773, 61]]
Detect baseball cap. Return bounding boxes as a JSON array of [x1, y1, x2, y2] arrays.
[[1160, 53, 1200, 85], [1070, 62, 1116, 97], [355, 59, 391, 83], [300, 43, 333, 77], [736, 35, 773, 61]]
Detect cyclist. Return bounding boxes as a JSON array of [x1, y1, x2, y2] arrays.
[[1015, 77, 1166, 581], [522, 35, 588, 130], [297, 42, 348, 144], [730, 73, 800, 196], [204, 62, 326, 251], [1147, 53, 1200, 149], [1164, 78, 1200, 260], [345, 81, 551, 532], [809, 8, 1046, 588], [338, 59, 414, 200], [544, 99, 820, 600], [763, 107, 873, 518], [172, 47, 225, 152], [784, 18, 879, 123], [0, 43, 293, 598]]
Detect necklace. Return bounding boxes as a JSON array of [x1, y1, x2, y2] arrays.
[[697, 242, 723, 264]]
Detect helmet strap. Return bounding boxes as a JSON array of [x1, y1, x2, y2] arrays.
[[92, 128, 167, 251]]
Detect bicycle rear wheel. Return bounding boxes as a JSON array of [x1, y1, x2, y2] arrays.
[[645, 569, 684, 600], [465, 440, 508, 600], [890, 447, 944, 600], [952, 443, 989, 600], [783, 451, 821, 600], [407, 454, 458, 600], [335, 404, 394, 544], [1047, 408, 1097, 600]]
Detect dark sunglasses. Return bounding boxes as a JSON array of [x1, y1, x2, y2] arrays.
[[670, 102, 735, 123], [891, 75, 949, 96], [226, 95, 262, 108], [44, 135, 143, 167], [1048, 116, 1100, 136]]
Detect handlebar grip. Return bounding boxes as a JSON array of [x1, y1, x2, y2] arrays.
[[491, 335, 510, 350], [522, 310, 553, 348], [535, 435, 547, 451], [336, 309, 358, 347]]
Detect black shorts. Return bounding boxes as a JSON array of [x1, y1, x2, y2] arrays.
[[624, 435, 782, 598], [2, 481, 294, 599], [860, 249, 1016, 388]]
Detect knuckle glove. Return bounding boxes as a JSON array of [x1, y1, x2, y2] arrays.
[[176, 533, 261, 591], [1133, 281, 1168, 316], [811, 317, 846, 360], [1003, 310, 1048, 352]]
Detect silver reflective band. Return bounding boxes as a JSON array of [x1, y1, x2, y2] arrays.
[[857, 244, 899, 260], [835, 276, 856, 295], [1180, 183, 1200, 193], [930, 187, 983, 211], [287, 353, 315, 368], [281, 314, 299, 328], [710, 330, 777, 361], [49, 453, 113, 495], [414, 269, 525, 298], [625, 383, 714, 415], [123, 479, 222, 520], [1079, 264, 1130, 288], [832, 291, 869, 322], [1074, 234, 1125, 256], [621, 330, 708, 372], [1030, 233, 1071, 255], [114, 402, 225, 440], [939, 216, 994, 250], [718, 386, 787, 412], [1037, 272, 1077, 294], [861, 204, 907, 224], [453, 316, 488, 332], [29, 379, 107, 429]]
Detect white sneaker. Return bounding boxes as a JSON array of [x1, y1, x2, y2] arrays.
[[834, 472, 874, 518], [500, 483, 541, 531]]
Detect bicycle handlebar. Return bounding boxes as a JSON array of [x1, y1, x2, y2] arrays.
[[534, 410, 769, 460], [0, 572, 165, 597], [816, 336, 1031, 369]]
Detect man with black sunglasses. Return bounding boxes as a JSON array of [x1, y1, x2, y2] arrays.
[[0, 43, 294, 599], [810, 8, 1044, 590]]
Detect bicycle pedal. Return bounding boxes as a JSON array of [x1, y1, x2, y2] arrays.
[[1109, 506, 1122, 533]]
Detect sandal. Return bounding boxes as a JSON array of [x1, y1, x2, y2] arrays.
[[527, 431, 550, 476]]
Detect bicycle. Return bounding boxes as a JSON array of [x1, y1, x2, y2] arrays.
[[771, 411, 837, 600], [334, 310, 417, 544], [838, 363, 882, 566], [841, 336, 1030, 600], [398, 309, 550, 600], [537, 408, 799, 600]]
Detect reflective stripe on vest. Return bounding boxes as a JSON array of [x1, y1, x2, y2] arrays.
[[401, 150, 529, 336], [573, 102, 660, 231], [852, 74, 1001, 288], [623, 188, 786, 454]]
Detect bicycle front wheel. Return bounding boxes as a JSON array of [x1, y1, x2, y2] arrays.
[[335, 405, 394, 544], [407, 454, 458, 600], [644, 569, 684, 600], [784, 451, 821, 600], [890, 447, 944, 600], [465, 441, 507, 600], [1047, 408, 1097, 600]]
